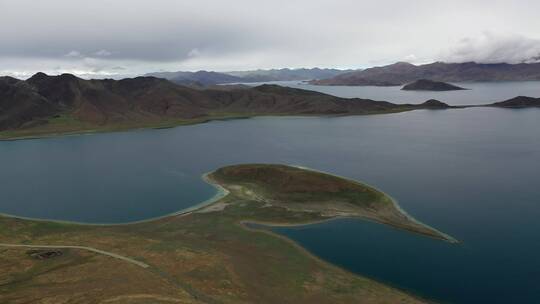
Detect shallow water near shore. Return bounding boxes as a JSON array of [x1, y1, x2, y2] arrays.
[[1, 106, 540, 303]]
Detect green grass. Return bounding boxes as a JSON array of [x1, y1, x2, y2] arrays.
[[211, 164, 391, 209], [0, 107, 419, 141]]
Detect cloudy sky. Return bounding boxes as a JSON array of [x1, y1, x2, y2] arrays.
[[1, 0, 540, 78]]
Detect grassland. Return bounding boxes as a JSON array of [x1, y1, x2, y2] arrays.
[[209, 164, 456, 242], [0, 107, 420, 141], [0, 164, 450, 303], [0, 112, 254, 141]]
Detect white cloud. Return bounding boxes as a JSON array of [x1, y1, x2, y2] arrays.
[[94, 49, 112, 57], [440, 32, 540, 64], [187, 48, 200, 58], [1, 0, 540, 76], [65, 50, 82, 58], [404, 54, 417, 62]]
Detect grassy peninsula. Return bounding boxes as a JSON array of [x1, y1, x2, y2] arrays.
[[0, 164, 453, 303]]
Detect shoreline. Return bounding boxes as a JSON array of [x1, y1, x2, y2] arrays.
[[6, 106, 521, 142], [291, 165, 458, 243], [0, 166, 457, 244], [0, 167, 441, 303], [238, 220, 438, 304], [0, 108, 454, 142], [0, 172, 229, 227]]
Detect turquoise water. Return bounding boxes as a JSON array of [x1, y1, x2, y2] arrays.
[[1, 106, 540, 302]]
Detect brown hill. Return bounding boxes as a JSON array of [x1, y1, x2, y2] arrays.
[[0, 76, 57, 130], [0, 73, 452, 137]]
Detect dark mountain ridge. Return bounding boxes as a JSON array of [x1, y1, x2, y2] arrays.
[[146, 70, 244, 86], [0, 73, 448, 135], [3, 72, 536, 139]]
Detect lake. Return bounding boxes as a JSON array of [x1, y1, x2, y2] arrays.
[[1, 85, 540, 303], [238, 80, 540, 106]]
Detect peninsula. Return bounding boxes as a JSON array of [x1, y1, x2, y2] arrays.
[[0, 164, 454, 303], [2, 73, 539, 141], [0, 73, 450, 140], [208, 164, 455, 242]]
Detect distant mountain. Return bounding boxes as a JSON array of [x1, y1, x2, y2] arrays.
[[310, 62, 540, 86], [401, 79, 466, 91], [1, 73, 447, 136], [146, 68, 354, 86], [226, 68, 354, 82], [145, 70, 244, 86]]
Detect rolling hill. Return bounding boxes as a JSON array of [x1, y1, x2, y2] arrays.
[[1, 72, 449, 137]]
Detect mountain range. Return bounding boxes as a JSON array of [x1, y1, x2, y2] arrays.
[[0, 73, 444, 137], [2, 72, 538, 139], [310, 62, 540, 86], [145, 68, 353, 86]]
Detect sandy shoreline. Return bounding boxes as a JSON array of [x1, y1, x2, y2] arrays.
[[0, 166, 457, 243]]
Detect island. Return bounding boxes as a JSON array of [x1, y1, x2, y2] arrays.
[[0, 164, 455, 303], [401, 79, 467, 91]]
